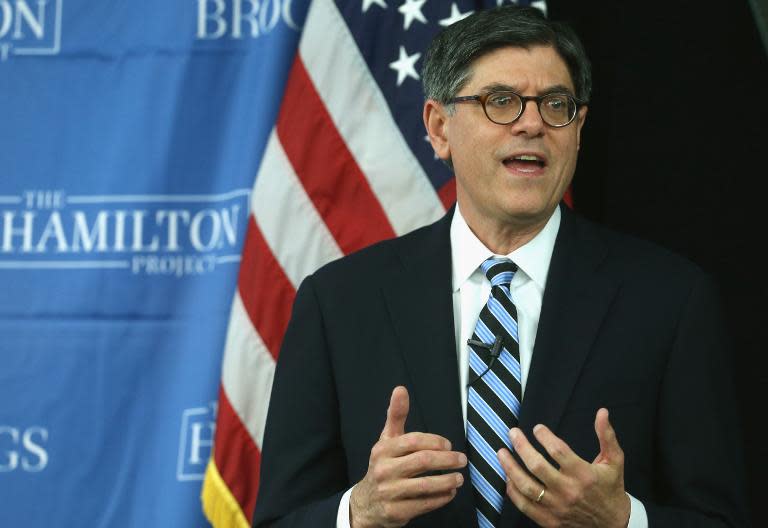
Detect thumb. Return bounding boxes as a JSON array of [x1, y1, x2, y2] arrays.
[[593, 408, 623, 465], [380, 386, 409, 440]]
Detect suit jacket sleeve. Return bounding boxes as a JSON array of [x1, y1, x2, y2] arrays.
[[643, 274, 751, 527], [252, 274, 349, 527]]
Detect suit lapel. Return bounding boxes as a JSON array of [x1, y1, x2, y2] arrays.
[[501, 207, 618, 527], [520, 208, 617, 432], [381, 209, 478, 528]]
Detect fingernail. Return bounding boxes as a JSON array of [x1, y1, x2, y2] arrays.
[[533, 424, 542, 434], [458, 453, 467, 465], [509, 428, 519, 442], [444, 440, 452, 450], [456, 473, 464, 486]]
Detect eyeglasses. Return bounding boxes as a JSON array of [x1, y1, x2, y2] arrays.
[[448, 90, 585, 128]]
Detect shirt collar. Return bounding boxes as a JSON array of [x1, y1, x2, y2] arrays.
[[450, 205, 561, 292]]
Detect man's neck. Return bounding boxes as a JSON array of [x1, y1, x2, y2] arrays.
[[458, 205, 553, 255]]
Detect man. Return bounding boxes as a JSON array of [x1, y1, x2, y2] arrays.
[[252, 6, 749, 527]]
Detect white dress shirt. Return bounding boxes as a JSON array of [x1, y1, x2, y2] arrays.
[[451, 203, 559, 419], [336, 205, 646, 527]]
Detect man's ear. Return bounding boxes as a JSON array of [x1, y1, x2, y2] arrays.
[[423, 99, 451, 161]]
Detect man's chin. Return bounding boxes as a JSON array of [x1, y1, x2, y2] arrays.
[[499, 200, 558, 226]]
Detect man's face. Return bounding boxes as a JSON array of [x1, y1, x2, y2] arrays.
[[426, 45, 587, 233]]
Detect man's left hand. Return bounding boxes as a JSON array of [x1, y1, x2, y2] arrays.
[[497, 408, 631, 528]]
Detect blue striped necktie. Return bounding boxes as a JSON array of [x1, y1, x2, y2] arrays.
[[467, 256, 522, 528]]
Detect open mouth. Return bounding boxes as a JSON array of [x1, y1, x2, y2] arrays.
[[503, 154, 546, 172]]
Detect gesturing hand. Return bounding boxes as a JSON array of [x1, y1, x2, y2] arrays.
[[497, 408, 631, 528], [350, 386, 467, 528]]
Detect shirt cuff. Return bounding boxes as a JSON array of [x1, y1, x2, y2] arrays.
[[626, 492, 648, 528], [336, 486, 354, 528]]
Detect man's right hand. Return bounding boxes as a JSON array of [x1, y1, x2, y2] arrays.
[[349, 386, 467, 528]]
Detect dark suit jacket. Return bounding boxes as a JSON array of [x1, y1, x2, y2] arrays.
[[252, 206, 750, 527]]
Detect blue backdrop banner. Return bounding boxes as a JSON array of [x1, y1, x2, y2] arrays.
[[0, 1, 309, 525]]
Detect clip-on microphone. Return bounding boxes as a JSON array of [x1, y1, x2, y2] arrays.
[[466, 335, 503, 386]]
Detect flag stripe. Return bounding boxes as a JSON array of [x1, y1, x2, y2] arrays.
[[222, 292, 276, 446], [277, 57, 397, 253], [299, 0, 445, 235], [204, 1, 474, 525], [237, 217, 296, 360], [213, 386, 262, 523], [438, 179, 457, 211], [251, 130, 343, 288]]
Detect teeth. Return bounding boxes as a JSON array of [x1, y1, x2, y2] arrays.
[[516, 154, 540, 161]]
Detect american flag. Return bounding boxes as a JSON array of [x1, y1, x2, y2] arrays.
[[202, 1, 546, 525]]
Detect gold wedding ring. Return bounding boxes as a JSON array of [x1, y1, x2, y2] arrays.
[[535, 488, 546, 503]]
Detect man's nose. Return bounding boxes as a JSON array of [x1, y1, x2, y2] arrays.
[[511, 100, 545, 136]]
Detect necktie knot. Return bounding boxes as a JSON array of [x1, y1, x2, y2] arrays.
[[481, 256, 517, 288]]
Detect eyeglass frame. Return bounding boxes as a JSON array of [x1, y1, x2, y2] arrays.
[[447, 90, 587, 128]]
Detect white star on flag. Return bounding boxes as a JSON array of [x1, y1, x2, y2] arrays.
[[389, 45, 422, 86], [362, 0, 388, 12], [439, 3, 474, 27], [398, 0, 428, 30]]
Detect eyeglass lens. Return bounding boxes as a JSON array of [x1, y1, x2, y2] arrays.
[[484, 92, 576, 127]]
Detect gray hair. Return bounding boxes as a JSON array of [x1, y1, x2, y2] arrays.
[[422, 6, 592, 105]]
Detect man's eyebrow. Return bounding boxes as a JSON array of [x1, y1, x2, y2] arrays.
[[478, 83, 517, 94], [478, 83, 576, 96], [541, 84, 576, 96]]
